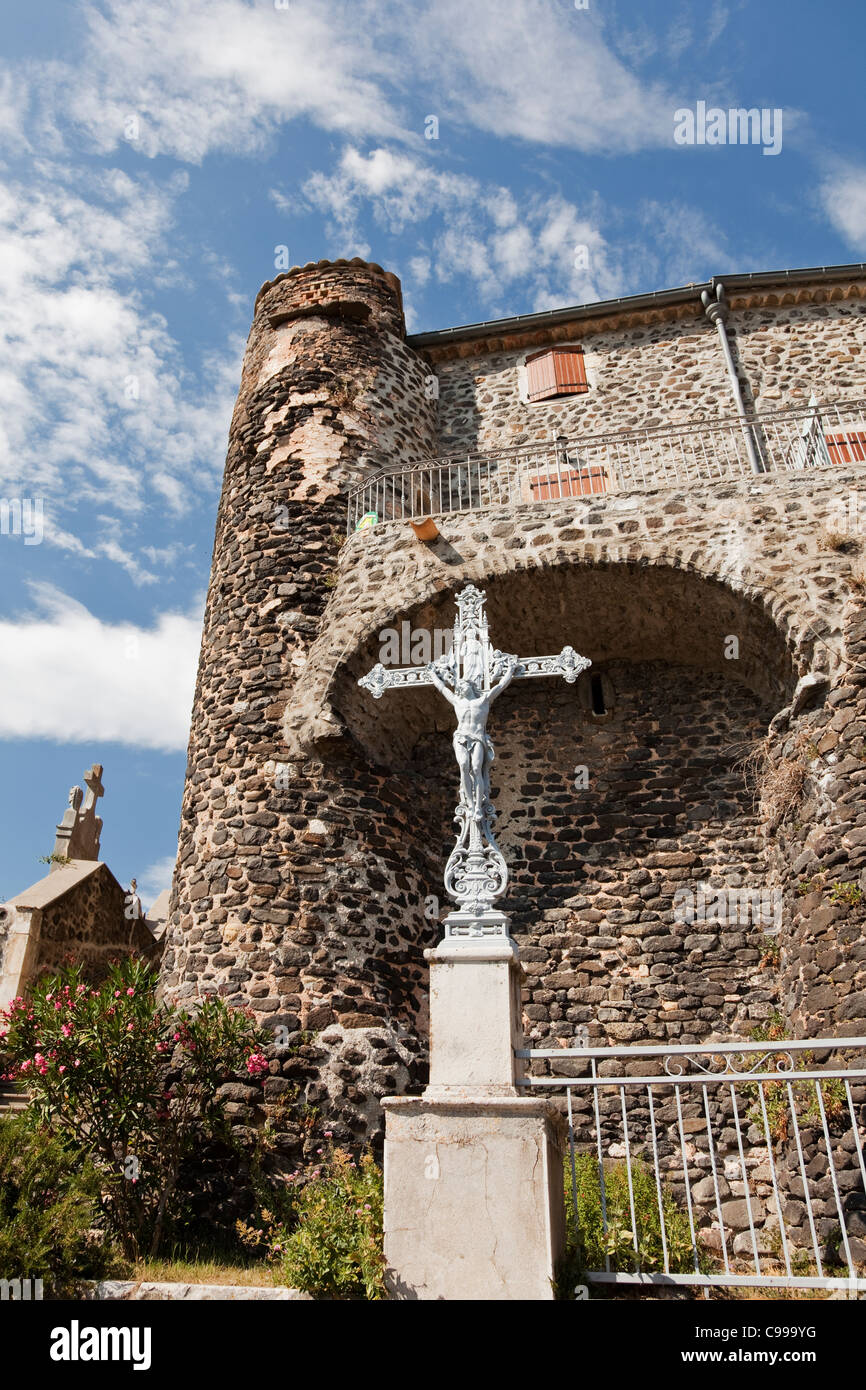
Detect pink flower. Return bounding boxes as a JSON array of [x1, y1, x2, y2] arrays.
[[126, 1023, 134, 1032], [73, 1059, 81, 1068], [61, 1024, 72, 1037], [114, 990, 121, 998], [127, 988, 135, 997], [58, 1065, 66, 1074]]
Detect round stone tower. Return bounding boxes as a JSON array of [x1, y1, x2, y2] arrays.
[[161, 258, 439, 1140]]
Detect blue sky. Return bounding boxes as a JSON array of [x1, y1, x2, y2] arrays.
[[1, 0, 865, 908]]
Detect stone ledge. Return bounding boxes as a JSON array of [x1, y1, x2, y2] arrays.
[[382, 1093, 565, 1123], [85, 1280, 311, 1301]]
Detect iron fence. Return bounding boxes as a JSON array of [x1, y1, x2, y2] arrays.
[[346, 398, 866, 533], [517, 1037, 866, 1293]]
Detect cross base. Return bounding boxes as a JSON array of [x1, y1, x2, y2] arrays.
[[442, 908, 510, 943]]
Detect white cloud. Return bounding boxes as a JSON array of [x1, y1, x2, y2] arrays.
[[54, 0, 407, 163], [299, 146, 623, 312], [13, 1, 690, 167], [0, 66, 32, 153], [819, 165, 866, 252], [636, 200, 735, 285], [0, 164, 242, 552], [402, 0, 675, 154], [137, 854, 177, 913], [0, 585, 202, 751]]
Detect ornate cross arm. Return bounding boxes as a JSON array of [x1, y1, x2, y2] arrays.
[[359, 646, 589, 699], [500, 647, 590, 684], [359, 663, 435, 699]]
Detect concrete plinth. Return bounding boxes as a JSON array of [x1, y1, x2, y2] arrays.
[[382, 1095, 565, 1300], [424, 935, 524, 1096]]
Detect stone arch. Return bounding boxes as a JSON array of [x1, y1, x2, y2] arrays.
[[299, 550, 807, 1047], [287, 476, 853, 761], [330, 555, 797, 765]]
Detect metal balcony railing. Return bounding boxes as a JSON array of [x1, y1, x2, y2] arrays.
[[346, 397, 866, 534]]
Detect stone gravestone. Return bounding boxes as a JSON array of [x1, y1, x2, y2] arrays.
[[360, 585, 589, 1299]]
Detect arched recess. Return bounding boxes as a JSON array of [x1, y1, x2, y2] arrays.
[[313, 558, 813, 1046], [333, 559, 800, 768]]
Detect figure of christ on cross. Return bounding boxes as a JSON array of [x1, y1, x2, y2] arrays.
[[358, 584, 591, 931], [425, 656, 518, 824]]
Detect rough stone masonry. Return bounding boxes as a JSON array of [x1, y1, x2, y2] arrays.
[[162, 257, 866, 1155]]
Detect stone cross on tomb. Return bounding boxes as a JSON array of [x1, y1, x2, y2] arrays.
[[359, 584, 590, 940], [52, 763, 105, 867]]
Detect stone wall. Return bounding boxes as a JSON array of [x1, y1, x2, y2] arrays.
[[162, 260, 439, 1146], [764, 595, 866, 1037], [489, 662, 775, 1045], [425, 283, 866, 456]]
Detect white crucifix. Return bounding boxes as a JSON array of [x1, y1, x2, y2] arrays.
[[359, 584, 591, 940]]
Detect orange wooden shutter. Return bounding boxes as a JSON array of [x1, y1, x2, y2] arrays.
[[826, 431, 866, 464], [526, 348, 587, 401], [552, 348, 587, 393], [526, 351, 557, 401]]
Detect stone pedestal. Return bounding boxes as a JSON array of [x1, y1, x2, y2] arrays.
[[383, 1094, 565, 1300], [382, 931, 566, 1299], [425, 935, 525, 1096]]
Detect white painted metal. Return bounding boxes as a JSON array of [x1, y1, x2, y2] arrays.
[[346, 398, 866, 532], [518, 1037, 866, 1294]]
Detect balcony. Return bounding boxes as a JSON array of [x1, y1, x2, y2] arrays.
[[346, 398, 866, 533]]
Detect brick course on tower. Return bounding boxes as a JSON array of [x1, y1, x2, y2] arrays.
[[163, 257, 866, 1145]]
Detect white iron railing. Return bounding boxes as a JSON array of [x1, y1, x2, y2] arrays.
[[517, 1037, 866, 1293], [346, 398, 866, 533]]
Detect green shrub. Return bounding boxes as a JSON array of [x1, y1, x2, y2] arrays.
[[745, 1062, 848, 1145], [0, 958, 268, 1258], [0, 1113, 117, 1295], [829, 881, 863, 907], [273, 1147, 385, 1300], [560, 1153, 704, 1295]]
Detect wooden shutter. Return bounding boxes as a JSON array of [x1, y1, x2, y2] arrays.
[[826, 431, 866, 464], [526, 351, 557, 401], [526, 348, 588, 401], [530, 466, 608, 500], [552, 348, 587, 393]]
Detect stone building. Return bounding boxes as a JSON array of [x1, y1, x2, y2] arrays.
[[161, 257, 866, 1145], [0, 767, 156, 1013]]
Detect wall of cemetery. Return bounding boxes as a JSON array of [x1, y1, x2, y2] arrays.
[[1, 863, 155, 1007]]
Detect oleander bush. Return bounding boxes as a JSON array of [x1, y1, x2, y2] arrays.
[[0, 958, 269, 1259]]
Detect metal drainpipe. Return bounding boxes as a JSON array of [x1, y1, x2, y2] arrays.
[[701, 283, 764, 474]]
